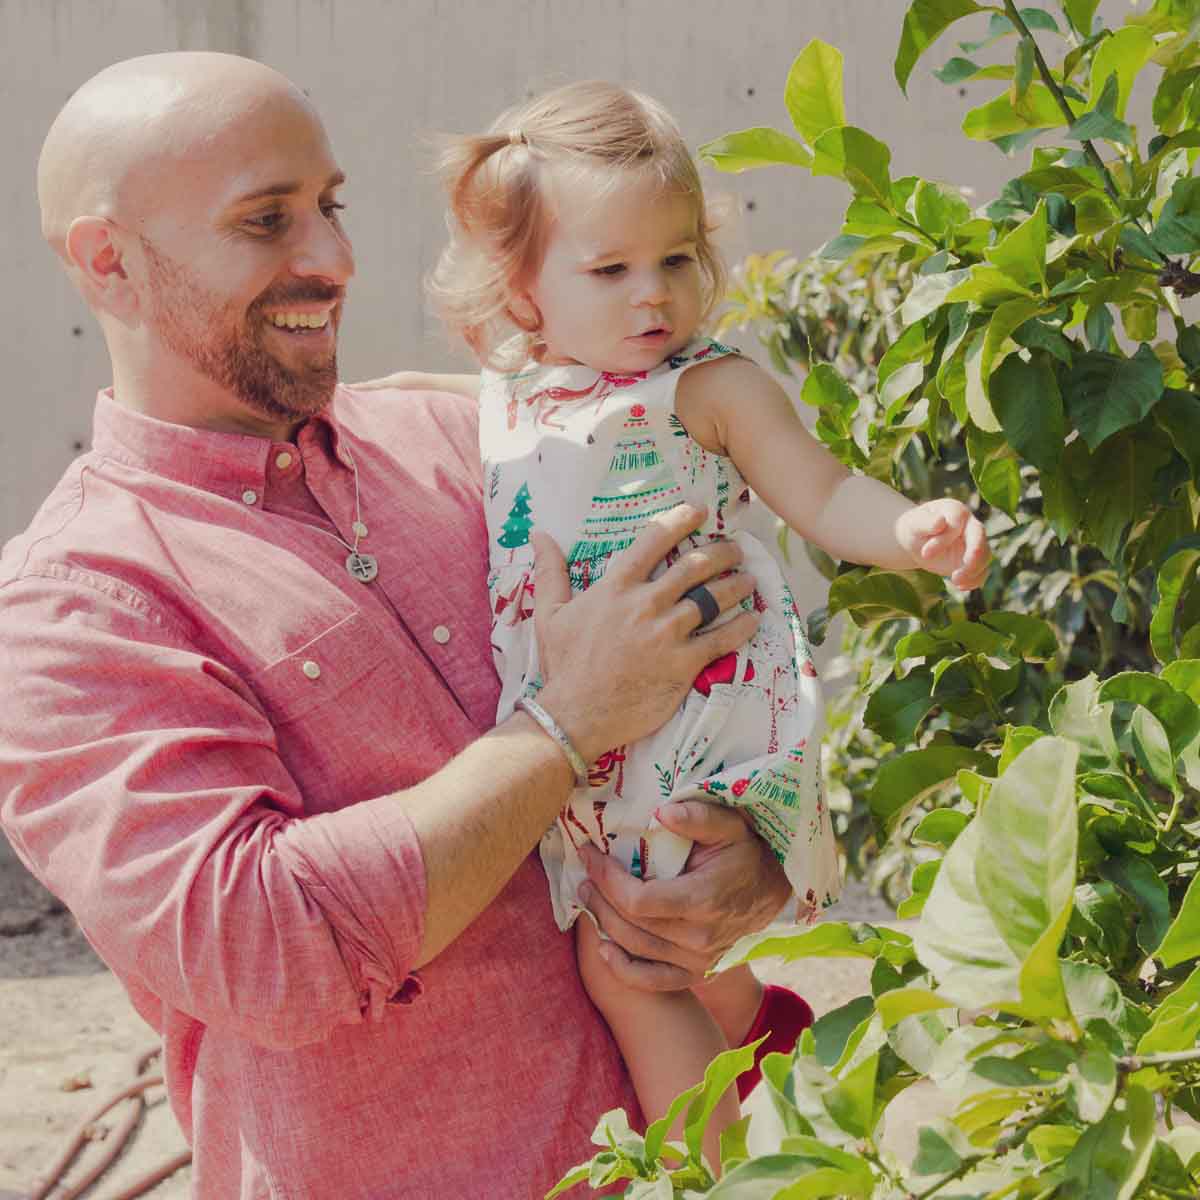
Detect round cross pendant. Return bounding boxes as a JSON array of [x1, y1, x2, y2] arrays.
[[346, 551, 379, 583]]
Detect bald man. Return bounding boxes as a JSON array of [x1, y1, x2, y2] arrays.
[[1, 54, 789, 1198]]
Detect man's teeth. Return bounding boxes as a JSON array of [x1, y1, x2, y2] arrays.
[[268, 312, 330, 329]]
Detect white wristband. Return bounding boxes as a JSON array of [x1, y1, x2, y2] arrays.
[[515, 695, 589, 788]]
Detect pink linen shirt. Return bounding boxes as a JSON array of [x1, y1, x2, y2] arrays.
[[0, 385, 637, 1198]]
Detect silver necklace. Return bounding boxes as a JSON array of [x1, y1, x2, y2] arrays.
[[308, 449, 379, 583]]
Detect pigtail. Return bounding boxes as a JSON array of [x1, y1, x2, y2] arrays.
[[428, 131, 546, 368]]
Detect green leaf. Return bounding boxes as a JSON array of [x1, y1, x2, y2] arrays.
[[1013, 35, 1034, 102], [916, 739, 1078, 1020], [716, 921, 914, 974], [897, 858, 941, 918], [876, 986, 955, 1028], [1070, 73, 1135, 147], [990, 351, 1064, 472], [785, 41, 846, 144], [982, 611, 1058, 660], [827, 568, 944, 628], [912, 179, 972, 240], [869, 745, 995, 839], [823, 1052, 878, 1139], [1151, 548, 1200, 664], [811, 126, 893, 205], [1042, 437, 1089, 543], [1137, 964, 1200, 1053], [987, 200, 1048, 291], [1068, 1042, 1118, 1122], [976, 737, 1078, 1021], [963, 83, 1066, 140], [1131, 706, 1178, 792], [719, 1115, 751, 1170], [1155, 389, 1200, 485], [1062, 344, 1165, 451], [864, 669, 936, 743], [1088, 26, 1155, 119], [966, 426, 1021, 516], [811, 997, 875, 1068], [682, 1040, 759, 1163], [896, 0, 988, 94], [1099, 855, 1171, 956], [698, 127, 814, 173], [1152, 176, 1200, 256], [998, 723, 1047, 772], [1099, 670, 1200, 756], [1061, 1085, 1155, 1200], [913, 809, 970, 849], [705, 1148, 874, 1199], [1156, 873, 1200, 967], [913, 1118, 975, 1178], [1049, 674, 1119, 767], [1063, 0, 1101, 35], [1082, 429, 1174, 565]]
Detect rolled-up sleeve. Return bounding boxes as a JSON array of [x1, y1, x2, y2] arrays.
[[0, 572, 426, 1049]]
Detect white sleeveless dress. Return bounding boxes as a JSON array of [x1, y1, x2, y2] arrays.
[[480, 338, 840, 931]]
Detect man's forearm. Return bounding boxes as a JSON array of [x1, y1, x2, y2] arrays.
[[400, 711, 574, 966]]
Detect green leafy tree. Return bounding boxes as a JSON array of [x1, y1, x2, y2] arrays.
[[549, 2, 1200, 1195]]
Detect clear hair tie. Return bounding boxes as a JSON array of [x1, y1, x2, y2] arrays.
[[507, 129, 527, 147]]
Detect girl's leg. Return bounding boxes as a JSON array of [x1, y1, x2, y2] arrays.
[[576, 918, 739, 1175], [694, 965, 815, 1101], [691, 963, 764, 1046]]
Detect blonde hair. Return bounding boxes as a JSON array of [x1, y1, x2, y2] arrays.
[[428, 80, 725, 368]]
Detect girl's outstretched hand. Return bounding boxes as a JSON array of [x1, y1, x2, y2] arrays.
[[895, 498, 991, 590]]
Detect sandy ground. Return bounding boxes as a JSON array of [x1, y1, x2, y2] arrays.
[[0, 834, 918, 1199]]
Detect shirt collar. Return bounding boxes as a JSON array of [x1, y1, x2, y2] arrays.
[[90, 387, 356, 497]]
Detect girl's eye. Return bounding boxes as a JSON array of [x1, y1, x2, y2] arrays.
[[322, 202, 346, 221], [664, 254, 694, 268], [592, 263, 626, 277]]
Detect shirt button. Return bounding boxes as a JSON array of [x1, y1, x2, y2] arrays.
[[301, 660, 321, 680], [352, 521, 369, 538], [432, 625, 451, 645], [275, 451, 294, 469], [241, 489, 258, 505]]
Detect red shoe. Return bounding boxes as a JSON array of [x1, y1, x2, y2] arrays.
[[736, 984, 814, 1101]]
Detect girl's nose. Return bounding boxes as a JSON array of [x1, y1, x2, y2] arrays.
[[632, 270, 669, 307]]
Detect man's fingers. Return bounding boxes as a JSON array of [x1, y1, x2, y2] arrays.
[[604, 504, 707, 586], [688, 610, 761, 669], [655, 799, 753, 846], [595, 940, 700, 992], [531, 531, 570, 614], [669, 569, 756, 636], [580, 845, 680, 922]]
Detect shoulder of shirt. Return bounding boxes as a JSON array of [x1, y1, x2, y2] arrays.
[[0, 461, 194, 638]]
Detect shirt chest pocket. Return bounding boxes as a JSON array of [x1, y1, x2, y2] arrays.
[[249, 610, 384, 727]]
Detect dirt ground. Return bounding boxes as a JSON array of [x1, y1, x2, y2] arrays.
[[0, 833, 917, 1199]]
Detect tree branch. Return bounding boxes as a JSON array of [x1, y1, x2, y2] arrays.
[[1000, 0, 1119, 204]]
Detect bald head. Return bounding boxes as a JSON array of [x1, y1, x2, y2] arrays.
[[38, 52, 317, 254]]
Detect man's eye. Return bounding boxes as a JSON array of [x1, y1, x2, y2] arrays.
[[247, 212, 285, 232], [664, 254, 694, 268], [592, 263, 626, 277]]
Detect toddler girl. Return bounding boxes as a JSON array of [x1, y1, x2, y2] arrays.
[[429, 81, 989, 1166]]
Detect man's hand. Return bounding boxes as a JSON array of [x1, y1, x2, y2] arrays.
[[895, 498, 991, 590], [533, 506, 760, 764], [576, 800, 791, 991]]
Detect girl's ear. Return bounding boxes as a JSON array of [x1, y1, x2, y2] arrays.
[[507, 291, 541, 333]]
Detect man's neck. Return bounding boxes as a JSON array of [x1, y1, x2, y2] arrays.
[[110, 358, 304, 443]]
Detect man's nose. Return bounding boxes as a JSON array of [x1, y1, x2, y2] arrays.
[[291, 212, 355, 285]]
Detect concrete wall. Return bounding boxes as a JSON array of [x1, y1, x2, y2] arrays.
[[1, 0, 1045, 547]]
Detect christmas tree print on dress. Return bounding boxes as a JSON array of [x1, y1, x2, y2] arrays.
[[566, 404, 683, 592], [497, 482, 534, 558]]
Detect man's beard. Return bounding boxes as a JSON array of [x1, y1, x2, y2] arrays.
[[141, 237, 340, 425]]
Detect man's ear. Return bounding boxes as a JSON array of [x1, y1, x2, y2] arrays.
[[64, 216, 138, 318]]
